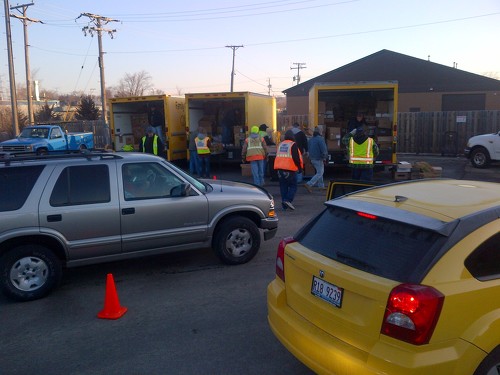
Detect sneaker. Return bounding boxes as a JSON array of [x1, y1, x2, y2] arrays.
[[304, 184, 313, 193], [284, 201, 295, 210]]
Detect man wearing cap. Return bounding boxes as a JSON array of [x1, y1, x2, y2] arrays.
[[139, 126, 164, 157], [274, 129, 304, 210], [342, 125, 379, 181], [242, 126, 268, 186], [348, 112, 367, 132]]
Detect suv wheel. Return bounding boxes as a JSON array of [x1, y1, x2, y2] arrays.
[[213, 217, 261, 265], [0, 245, 62, 302], [470, 147, 491, 169]]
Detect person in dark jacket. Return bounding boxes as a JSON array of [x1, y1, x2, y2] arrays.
[[342, 125, 379, 181], [348, 112, 367, 132], [304, 126, 328, 192], [139, 126, 164, 157], [291, 122, 308, 183], [274, 129, 304, 210]]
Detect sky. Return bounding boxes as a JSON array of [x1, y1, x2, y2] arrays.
[[1, 0, 499, 99]]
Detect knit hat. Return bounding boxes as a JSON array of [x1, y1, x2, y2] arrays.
[[251, 126, 259, 134], [284, 129, 295, 141], [146, 126, 155, 133], [259, 124, 268, 131]]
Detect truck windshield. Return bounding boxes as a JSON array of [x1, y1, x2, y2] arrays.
[[19, 128, 49, 139]]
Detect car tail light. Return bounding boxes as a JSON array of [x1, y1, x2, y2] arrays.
[[276, 237, 296, 282], [381, 283, 444, 345]]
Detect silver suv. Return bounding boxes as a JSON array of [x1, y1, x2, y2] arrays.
[[0, 152, 278, 301]]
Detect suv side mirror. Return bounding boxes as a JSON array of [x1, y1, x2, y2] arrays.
[[170, 183, 191, 197]]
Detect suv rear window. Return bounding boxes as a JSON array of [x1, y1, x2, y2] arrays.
[[296, 206, 446, 283], [0, 165, 45, 212]]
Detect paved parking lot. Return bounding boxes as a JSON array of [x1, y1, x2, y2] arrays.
[[0, 154, 498, 375]]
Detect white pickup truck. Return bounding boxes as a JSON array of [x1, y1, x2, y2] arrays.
[[464, 131, 500, 168]]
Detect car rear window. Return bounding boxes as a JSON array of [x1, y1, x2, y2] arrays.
[[0, 165, 45, 212], [296, 206, 447, 283]]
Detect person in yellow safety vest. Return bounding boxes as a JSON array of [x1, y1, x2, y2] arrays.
[[342, 125, 379, 181], [139, 126, 164, 157], [195, 128, 212, 178], [274, 129, 304, 211], [242, 125, 268, 186]]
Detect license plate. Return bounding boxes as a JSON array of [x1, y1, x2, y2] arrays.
[[311, 276, 343, 308]]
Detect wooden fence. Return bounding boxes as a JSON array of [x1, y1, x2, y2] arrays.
[[278, 111, 500, 155]]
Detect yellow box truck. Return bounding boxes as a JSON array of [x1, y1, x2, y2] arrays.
[[308, 81, 398, 166], [108, 95, 186, 161], [185, 91, 276, 162]]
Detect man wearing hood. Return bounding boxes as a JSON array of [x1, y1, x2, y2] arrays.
[[342, 125, 379, 181], [195, 128, 212, 178], [242, 126, 268, 186], [274, 129, 304, 210], [291, 122, 308, 183]]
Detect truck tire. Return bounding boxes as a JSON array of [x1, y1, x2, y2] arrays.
[[213, 216, 261, 265], [473, 345, 500, 375], [470, 147, 491, 169], [36, 148, 48, 156], [0, 244, 62, 302]]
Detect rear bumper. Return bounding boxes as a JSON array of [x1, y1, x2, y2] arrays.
[[267, 279, 485, 375]]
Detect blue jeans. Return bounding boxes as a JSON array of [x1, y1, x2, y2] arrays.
[[351, 167, 374, 181], [189, 150, 199, 175], [307, 159, 325, 188], [198, 156, 211, 178], [278, 170, 297, 208], [250, 159, 265, 186]]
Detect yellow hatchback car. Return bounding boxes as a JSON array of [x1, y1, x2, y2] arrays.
[[267, 179, 500, 375]]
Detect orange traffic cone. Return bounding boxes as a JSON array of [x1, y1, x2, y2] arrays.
[[97, 273, 128, 320]]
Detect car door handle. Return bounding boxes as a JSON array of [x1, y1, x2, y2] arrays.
[[122, 207, 135, 215], [47, 214, 62, 222]]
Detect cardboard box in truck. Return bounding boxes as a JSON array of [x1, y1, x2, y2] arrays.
[[109, 95, 186, 161], [185, 92, 276, 162], [308, 81, 399, 167]]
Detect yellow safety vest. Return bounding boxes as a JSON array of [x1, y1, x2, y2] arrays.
[[195, 137, 210, 154], [245, 137, 265, 161], [142, 135, 159, 155], [349, 137, 374, 164]]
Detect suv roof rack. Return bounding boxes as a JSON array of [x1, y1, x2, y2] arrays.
[[0, 150, 123, 166]]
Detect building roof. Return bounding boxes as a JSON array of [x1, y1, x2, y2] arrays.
[[283, 49, 500, 96]]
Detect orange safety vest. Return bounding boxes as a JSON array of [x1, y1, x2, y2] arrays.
[[349, 137, 374, 164], [245, 137, 266, 161], [195, 136, 211, 154], [274, 140, 303, 172]]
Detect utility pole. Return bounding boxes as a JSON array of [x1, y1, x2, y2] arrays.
[[290, 62, 306, 85], [10, 2, 42, 125], [267, 78, 272, 96], [226, 45, 243, 92], [3, 0, 19, 134], [77, 13, 119, 125]]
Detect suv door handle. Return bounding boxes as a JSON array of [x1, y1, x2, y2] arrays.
[[122, 207, 135, 215], [47, 214, 62, 222]]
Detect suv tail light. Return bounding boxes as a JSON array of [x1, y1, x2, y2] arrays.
[[276, 237, 296, 282], [381, 283, 444, 345]]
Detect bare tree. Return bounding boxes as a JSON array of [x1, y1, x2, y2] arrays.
[[114, 70, 153, 97]]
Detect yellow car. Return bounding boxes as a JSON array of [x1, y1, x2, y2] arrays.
[[267, 179, 500, 375]]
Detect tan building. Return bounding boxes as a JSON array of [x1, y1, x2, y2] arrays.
[[283, 50, 500, 115]]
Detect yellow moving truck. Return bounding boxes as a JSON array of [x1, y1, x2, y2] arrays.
[[308, 81, 398, 166], [108, 95, 186, 161], [185, 92, 276, 162]]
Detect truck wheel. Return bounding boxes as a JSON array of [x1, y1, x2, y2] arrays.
[[0, 245, 62, 302], [213, 217, 261, 265], [36, 148, 48, 156], [473, 346, 500, 375], [470, 147, 491, 169]]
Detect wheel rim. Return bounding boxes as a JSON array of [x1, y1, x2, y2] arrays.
[[473, 152, 485, 166], [10, 256, 49, 292], [224, 228, 253, 258], [485, 364, 500, 375]]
